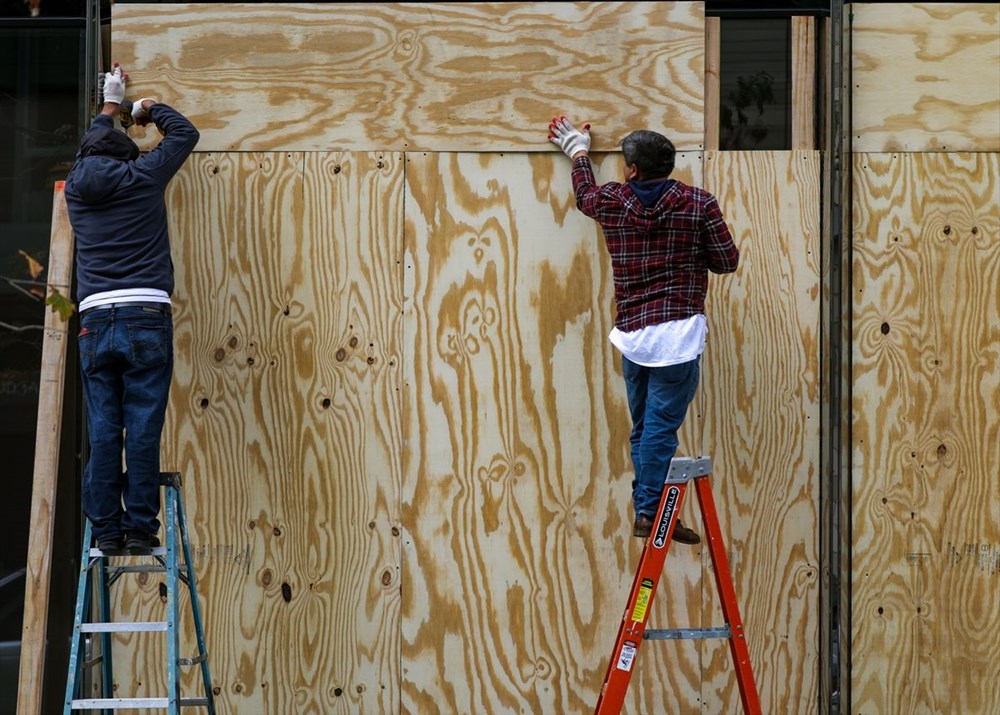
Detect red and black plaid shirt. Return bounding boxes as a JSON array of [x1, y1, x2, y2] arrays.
[[572, 156, 739, 332]]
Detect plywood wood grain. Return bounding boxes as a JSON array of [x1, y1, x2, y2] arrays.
[[852, 152, 1000, 715], [852, 3, 1000, 152], [111, 152, 404, 714], [401, 151, 710, 715], [702, 151, 822, 715], [112, 2, 705, 153]]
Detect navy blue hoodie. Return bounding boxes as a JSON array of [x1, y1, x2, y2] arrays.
[[65, 104, 199, 302]]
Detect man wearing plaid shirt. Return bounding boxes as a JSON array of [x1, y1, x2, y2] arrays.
[[548, 116, 739, 542]]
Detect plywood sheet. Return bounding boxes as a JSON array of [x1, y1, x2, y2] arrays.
[[112, 2, 705, 153], [111, 152, 404, 714], [851, 152, 1000, 715], [401, 151, 709, 715], [852, 3, 1000, 152], [701, 151, 822, 714]]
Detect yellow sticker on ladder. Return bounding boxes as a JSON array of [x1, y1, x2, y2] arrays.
[[631, 578, 655, 622]]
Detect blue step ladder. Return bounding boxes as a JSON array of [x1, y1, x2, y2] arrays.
[[64, 472, 216, 714]]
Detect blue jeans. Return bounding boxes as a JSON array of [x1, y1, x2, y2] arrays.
[[623, 355, 700, 518], [78, 306, 173, 540]]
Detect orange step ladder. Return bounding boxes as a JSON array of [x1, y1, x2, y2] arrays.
[[595, 456, 761, 715]]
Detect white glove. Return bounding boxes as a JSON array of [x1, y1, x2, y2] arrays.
[[102, 65, 126, 104], [548, 116, 591, 158], [131, 97, 158, 125]]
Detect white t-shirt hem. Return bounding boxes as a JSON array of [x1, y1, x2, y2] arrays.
[[609, 314, 707, 367], [79, 288, 171, 312]]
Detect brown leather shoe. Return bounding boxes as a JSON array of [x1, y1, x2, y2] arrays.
[[633, 516, 702, 544], [632, 515, 654, 538], [672, 520, 702, 545]]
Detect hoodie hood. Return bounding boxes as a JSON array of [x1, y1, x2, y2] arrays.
[[67, 156, 131, 204], [628, 179, 676, 208], [79, 123, 140, 162], [621, 179, 684, 231]]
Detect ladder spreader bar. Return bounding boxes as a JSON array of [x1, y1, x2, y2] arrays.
[[644, 626, 732, 640]]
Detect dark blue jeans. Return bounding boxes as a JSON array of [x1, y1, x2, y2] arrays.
[[78, 306, 173, 540], [623, 355, 700, 518]]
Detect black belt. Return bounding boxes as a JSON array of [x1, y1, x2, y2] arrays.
[[81, 301, 172, 315]]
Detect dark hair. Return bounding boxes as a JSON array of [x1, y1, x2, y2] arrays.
[[78, 126, 140, 162], [620, 130, 675, 180]]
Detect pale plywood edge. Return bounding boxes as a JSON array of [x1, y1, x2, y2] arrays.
[[16, 182, 75, 715], [792, 16, 817, 150], [705, 16, 721, 152]]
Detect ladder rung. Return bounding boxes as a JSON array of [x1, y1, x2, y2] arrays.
[[90, 546, 168, 558], [81, 621, 168, 633], [105, 564, 171, 574], [70, 697, 210, 709], [644, 626, 732, 640]]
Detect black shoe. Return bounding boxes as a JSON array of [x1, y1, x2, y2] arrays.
[[672, 520, 702, 545], [125, 531, 160, 554], [632, 515, 654, 538], [96, 535, 125, 554]]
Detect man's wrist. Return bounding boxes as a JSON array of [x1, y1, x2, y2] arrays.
[[571, 150, 589, 160], [100, 102, 120, 117]]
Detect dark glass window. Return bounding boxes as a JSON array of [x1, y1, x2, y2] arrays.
[[0, 19, 84, 671], [719, 18, 792, 150]]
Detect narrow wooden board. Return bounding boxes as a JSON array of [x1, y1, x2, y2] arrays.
[[109, 152, 404, 714], [851, 3, 1000, 152], [851, 152, 1000, 715], [401, 151, 706, 715], [704, 16, 721, 152], [701, 151, 822, 715], [791, 16, 816, 150], [16, 182, 75, 715], [112, 2, 705, 152]]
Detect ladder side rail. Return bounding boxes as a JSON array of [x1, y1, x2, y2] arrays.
[[694, 475, 762, 715], [175, 482, 217, 715], [594, 548, 655, 706], [165, 485, 181, 715], [594, 482, 689, 715], [98, 553, 114, 713], [63, 521, 95, 715]]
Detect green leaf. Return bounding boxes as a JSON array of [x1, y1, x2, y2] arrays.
[[45, 287, 76, 321]]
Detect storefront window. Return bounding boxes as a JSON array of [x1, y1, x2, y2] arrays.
[[0, 18, 84, 702], [719, 17, 792, 150]]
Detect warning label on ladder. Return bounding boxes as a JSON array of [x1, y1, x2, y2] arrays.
[[631, 578, 654, 622], [617, 640, 638, 672]]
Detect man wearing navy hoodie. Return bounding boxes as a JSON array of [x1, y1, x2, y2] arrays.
[[548, 116, 739, 543], [65, 65, 199, 553]]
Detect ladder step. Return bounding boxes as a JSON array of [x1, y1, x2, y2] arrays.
[[644, 626, 733, 640], [70, 697, 210, 709], [105, 564, 174, 574], [90, 547, 168, 558], [80, 621, 168, 633]]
